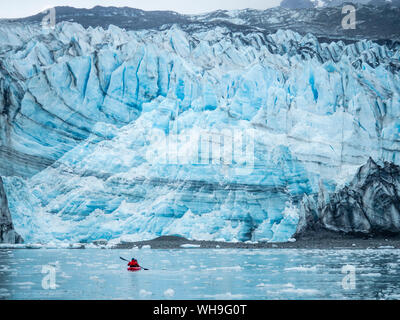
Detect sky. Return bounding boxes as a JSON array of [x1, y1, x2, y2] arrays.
[[0, 0, 282, 18]]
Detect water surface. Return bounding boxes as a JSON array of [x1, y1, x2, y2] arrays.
[[0, 248, 399, 300]]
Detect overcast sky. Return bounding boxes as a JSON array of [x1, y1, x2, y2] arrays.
[[0, 0, 282, 18]]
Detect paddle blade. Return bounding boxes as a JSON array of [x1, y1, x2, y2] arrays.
[[139, 266, 149, 270]]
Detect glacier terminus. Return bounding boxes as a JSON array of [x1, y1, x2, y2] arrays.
[[0, 5, 399, 245]]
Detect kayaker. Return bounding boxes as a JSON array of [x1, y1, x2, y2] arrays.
[[128, 258, 140, 268]]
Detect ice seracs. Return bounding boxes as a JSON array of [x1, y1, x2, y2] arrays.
[[0, 22, 399, 243]]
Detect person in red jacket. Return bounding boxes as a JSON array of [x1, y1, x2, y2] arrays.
[[128, 258, 140, 268]]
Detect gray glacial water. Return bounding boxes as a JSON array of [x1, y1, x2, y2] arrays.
[[0, 248, 399, 300]]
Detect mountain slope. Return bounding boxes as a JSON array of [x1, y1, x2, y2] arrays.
[[6, 5, 400, 42], [281, 0, 400, 8]]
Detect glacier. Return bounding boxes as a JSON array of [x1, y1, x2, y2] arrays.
[[296, 158, 400, 237], [0, 21, 399, 243], [0, 176, 22, 243]]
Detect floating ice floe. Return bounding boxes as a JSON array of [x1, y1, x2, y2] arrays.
[[180, 244, 201, 248]]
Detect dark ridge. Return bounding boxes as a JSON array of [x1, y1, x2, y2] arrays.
[[151, 235, 188, 242], [4, 5, 400, 42], [296, 158, 400, 239], [0, 177, 23, 243]]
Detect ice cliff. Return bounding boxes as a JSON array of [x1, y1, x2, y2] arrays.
[[296, 158, 400, 237], [0, 177, 22, 243], [0, 21, 399, 243]]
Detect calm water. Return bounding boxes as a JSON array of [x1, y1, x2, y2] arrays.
[[0, 248, 399, 300]]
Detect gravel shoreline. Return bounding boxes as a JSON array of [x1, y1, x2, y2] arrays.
[[2, 235, 400, 250], [111, 235, 400, 250]]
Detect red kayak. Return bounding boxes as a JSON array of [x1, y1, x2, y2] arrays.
[[127, 267, 141, 272]]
